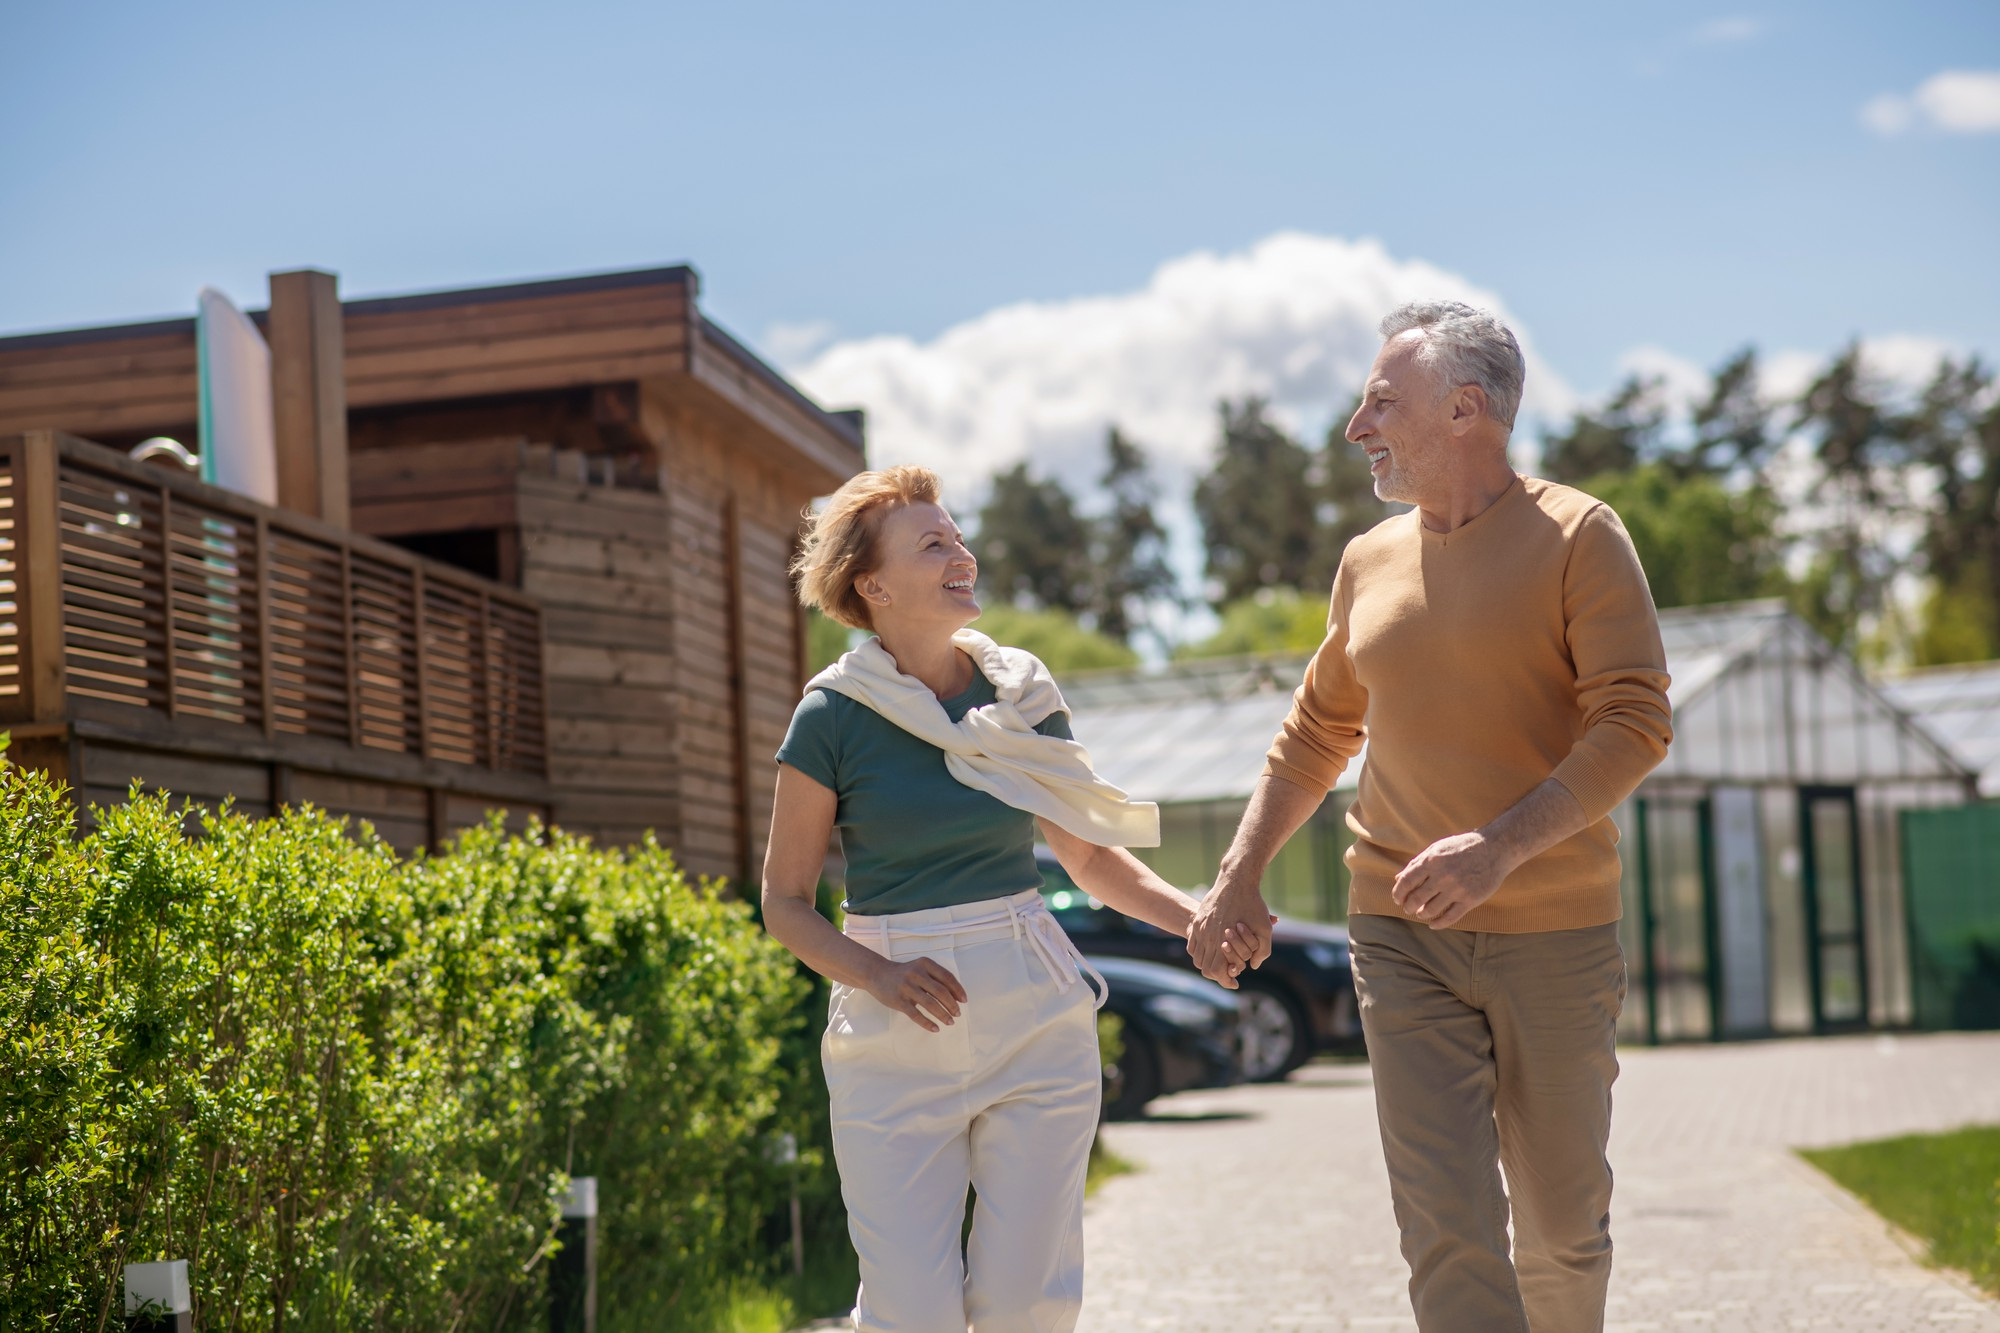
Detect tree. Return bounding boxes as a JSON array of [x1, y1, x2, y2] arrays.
[[1173, 587, 1330, 660], [1087, 428, 1180, 645], [1306, 398, 1397, 589], [1193, 398, 1319, 607], [973, 462, 1093, 616], [805, 608, 854, 673], [1789, 343, 1913, 652], [1539, 374, 1667, 485], [972, 604, 1139, 672], [1577, 463, 1786, 610], [1680, 347, 1772, 478], [1907, 357, 2000, 663]]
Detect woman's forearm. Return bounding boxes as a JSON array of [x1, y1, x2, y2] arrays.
[[1055, 840, 1197, 938], [763, 891, 892, 990]]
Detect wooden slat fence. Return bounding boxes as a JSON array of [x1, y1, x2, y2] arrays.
[[0, 431, 546, 776], [0, 441, 18, 710]]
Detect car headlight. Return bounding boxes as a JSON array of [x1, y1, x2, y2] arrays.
[[1145, 994, 1222, 1029], [1304, 942, 1349, 971]]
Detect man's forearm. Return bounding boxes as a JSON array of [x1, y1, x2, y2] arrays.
[[1478, 777, 1587, 874], [1218, 773, 1325, 889]]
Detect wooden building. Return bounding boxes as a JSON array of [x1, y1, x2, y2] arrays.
[[0, 266, 865, 884]]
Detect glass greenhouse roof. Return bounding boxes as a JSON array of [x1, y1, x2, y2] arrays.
[[1062, 600, 1975, 806], [1879, 660, 2000, 798]]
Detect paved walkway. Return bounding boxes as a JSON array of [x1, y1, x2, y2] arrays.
[[1079, 1033, 2000, 1331]]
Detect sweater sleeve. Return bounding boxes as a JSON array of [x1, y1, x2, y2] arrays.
[[1548, 504, 1674, 820], [1262, 567, 1369, 796]]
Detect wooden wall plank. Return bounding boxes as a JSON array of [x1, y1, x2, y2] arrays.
[[80, 742, 269, 803]]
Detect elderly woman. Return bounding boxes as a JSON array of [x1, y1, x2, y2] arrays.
[[760, 465, 1243, 1332]]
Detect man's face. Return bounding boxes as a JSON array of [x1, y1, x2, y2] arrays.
[[1345, 333, 1457, 506]]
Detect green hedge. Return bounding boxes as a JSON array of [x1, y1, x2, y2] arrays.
[[0, 757, 826, 1331]]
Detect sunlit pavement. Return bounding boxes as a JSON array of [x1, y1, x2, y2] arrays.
[[1079, 1033, 2000, 1331]]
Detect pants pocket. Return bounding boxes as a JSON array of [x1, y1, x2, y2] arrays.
[[824, 981, 901, 1066]]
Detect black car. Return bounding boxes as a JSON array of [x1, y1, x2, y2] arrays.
[[1040, 846, 1361, 1081], [1089, 954, 1241, 1120]]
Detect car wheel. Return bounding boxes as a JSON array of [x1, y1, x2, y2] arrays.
[[1104, 1029, 1161, 1120], [1236, 980, 1310, 1082]]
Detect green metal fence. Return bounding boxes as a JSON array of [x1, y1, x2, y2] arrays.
[[1901, 805, 2000, 1030]]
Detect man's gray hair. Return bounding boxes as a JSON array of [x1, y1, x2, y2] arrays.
[[1378, 301, 1526, 431]]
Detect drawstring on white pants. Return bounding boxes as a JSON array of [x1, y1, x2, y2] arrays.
[[844, 890, 1108, 1010]]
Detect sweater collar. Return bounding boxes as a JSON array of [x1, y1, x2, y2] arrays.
[[1417, 472, 1526, 547]]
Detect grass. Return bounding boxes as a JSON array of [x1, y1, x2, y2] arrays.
[[1799, 1124, 2000, 1297], [1087, 1130, 1137, 1195], [722, 1129, 1141, 1332]]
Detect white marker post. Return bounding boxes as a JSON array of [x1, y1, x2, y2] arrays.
[[124, 1261, 191, 1333], [550, 1176, 597, 1333]]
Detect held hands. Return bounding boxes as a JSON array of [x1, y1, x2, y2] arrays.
[[1187, 872, 1277, 989], [1391, 830, 1511, 930], [864, 956, 969, 1032]]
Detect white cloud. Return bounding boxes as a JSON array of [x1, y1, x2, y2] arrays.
[[790, 231, 1576, 505], [1691, 16, 1765, 44], [1860, 93, 1915, 136], [1919, 70, 2000, 132], [760, 318, 838, 367], [1617, 345, 1711, 407], [1861, 69, 2000, 136], [1763, 334, 1956, 405]]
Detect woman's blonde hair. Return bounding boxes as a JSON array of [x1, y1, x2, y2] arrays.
[[793, 465, 943, 630]]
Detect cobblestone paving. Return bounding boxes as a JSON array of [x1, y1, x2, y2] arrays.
[[1077, 1033, 2000, 1332]]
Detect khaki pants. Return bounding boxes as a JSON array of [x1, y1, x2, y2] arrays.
[[1350, 914, 1625, 1333], [824, 891, 1104, 1333]]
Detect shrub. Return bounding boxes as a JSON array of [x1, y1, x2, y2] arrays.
[[0, 759, 817, 1331]]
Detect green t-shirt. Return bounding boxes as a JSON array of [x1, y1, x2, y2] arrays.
[[775, 669, 1073, 915]]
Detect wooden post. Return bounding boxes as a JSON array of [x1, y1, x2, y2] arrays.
[[723, 494, 754, 886], [267, 269, 349, 527], [16, 430, 65, 723], [158, 487, 177, 718], [476, 590, 493, 769], [256, 516, 275, 739], [413, 566, 432, 759], [340, 547, 358, 746], [550, 1177, 598, 1333], [123, 1260, 191, 1333]]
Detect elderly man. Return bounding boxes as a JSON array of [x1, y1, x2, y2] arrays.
[[1190, 301, 1673, 1332]]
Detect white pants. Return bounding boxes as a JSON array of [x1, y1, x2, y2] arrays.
[[825, 889, 1104, 1333]]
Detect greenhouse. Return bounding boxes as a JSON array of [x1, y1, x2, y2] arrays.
[[1064, 599, 1979, 1044], [1879, 659, 2000, 798]]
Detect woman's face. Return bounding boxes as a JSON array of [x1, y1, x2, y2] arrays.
[[856, 501, 980, 632]]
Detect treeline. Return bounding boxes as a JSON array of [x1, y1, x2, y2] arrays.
[[962, 344, 2000, 670]]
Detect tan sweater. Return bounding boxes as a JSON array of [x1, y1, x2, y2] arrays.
[[1264, 475, 1673, 933]]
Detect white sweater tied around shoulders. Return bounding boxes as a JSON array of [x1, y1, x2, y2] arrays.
[[804, 628, 1160, 849]]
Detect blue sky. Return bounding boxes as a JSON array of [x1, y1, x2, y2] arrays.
[[1, 0, 1994, 414]]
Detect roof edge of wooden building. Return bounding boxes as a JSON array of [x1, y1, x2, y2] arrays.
[[0, 263, 865, 493]]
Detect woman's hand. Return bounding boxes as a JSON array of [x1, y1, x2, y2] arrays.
[[864, 955, 969, 1032]]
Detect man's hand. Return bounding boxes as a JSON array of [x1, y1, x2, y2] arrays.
[[1188, 873, 1275, 988], [1390, 831, 1513, 930]]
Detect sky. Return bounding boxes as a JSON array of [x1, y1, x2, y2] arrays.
[[2, 0, 1995, 514]]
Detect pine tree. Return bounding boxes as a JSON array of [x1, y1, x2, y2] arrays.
[[1789, 343, 1913, 652], [972, 462, 1093, 615], [1680, 347, 1772, 478], [1192, 398, 1319, 608], [1539, 374, 1667, 484], [1088, 428, 1179, 644], [1908, 357, 2000, 662], [1306, 396, 1397, 588]]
